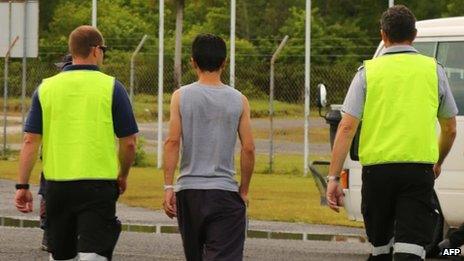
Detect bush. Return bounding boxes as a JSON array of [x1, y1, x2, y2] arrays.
[[133, 137, 148, 167]]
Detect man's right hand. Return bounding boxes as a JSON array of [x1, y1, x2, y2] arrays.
[[15, 189, 33, 213], [163, 189, 177, 219], [240, 192, 249, 207], [326, 180, 344, 213]]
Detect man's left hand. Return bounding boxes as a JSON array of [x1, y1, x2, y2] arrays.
[[433, 164, 442, 179], [15, 189, 33, 213], [117, 175, 127, 194]]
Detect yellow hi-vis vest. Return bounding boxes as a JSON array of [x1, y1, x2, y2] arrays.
[[38, 70, 118, 181], [359, 53, 439, 166]]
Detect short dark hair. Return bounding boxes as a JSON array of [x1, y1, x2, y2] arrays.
[[192, 34, 227, 72], [69, 25, 104, 58], [380, 5, 416, 43]]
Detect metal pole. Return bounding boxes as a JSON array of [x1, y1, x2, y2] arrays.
[[21, 0, 28, 129], [157, 0, 164, 168], [4, 1, 12, 158], [304, 0, 311, 177], [130, 35, 148, 104], [3, 37, 19, 158], [173, 0, 184, 89], [269, 35, 289, 174], [389, 0, 394, 7], [230, 0, 236, 88], [92, 0, 97, 27]]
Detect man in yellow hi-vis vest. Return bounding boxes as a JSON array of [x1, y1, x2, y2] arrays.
[[15, 26, 138, 261], [327, 5, 457, 261]]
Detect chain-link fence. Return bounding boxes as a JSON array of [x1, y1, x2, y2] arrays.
[[0, 43, 359, 170], [0, 54, 357, 119]]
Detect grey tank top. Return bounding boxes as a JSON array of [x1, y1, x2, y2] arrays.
[[175, 82, 243, 192]]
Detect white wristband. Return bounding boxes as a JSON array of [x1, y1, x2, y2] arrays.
[[163, 185, 174, 191]]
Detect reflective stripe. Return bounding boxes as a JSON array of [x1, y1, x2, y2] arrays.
[[49, 254, 77, 261], [78, 253, 108, 261], [372, 237, 394, 256], [394, 242, 426, 259]]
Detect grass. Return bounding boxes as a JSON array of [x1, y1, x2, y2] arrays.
[[0, 154, 361, 227], [253, 126, 329, 144], [1, 94, 314, 122], [4, 133, 24, 144]]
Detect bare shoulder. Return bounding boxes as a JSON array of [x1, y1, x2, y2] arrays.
[[241, 94, 250, 107], [171, 89, 182, 101]]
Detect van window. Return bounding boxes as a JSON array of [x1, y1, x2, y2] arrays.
[[437, 42, 464, 115], [413, 42, 437, 57]]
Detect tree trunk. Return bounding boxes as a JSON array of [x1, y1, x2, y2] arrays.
[[174, 0, 184, 89]]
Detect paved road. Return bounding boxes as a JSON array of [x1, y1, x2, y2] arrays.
[[0, 227, 371, 261], [3, 116, 331, 155]]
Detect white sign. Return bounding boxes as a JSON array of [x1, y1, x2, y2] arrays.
[[0, 0, 39, 58]]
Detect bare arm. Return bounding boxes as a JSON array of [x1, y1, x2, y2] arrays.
[[238, 95, 255, 201], [18, 133, 42, 184], [163, 90, 181, 218], [116, 134, 136, 194], [328, 113, 360, 177], [164, 90, 182, 186], [16, 132, 41, 213], [327, 113, 359, 212], [118, 134, 137, 178], [434, 117, 457, 178]]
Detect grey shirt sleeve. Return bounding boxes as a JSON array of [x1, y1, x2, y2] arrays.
[[437, 64, 459, 118], [342, 67, 366, 119]]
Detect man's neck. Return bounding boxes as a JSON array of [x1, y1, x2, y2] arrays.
[[384, 41, 413, 48], [197, 71, 222, 86], [72, 57, 98, 66]]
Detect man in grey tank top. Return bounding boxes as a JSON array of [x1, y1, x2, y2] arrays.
[[163, 34, 255, 261]]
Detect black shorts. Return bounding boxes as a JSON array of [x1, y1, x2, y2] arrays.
[[176, 189, 246, 261], [46, 180, 121, 260]]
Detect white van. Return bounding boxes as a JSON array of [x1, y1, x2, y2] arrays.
[[315, 16, 464, 256]]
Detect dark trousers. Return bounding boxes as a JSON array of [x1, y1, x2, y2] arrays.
[[46, 180, 121, 260], [449, 224, 464, 248], [361, 164, 435, 261], [176, 189, 246, 261], [38, 172, 47, 230]]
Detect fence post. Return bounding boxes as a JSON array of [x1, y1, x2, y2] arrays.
[[269, 35, 289, 173], [92, 0, 97, 27], [230, 0, 236, 88], [21, 0, 28, 130], [3, 36, 19, 158], [157, 0, 164, 169], [304, 0, 311, 177], [130, 35, 148, 104]]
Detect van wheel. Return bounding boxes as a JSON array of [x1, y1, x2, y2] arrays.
[[425, 190, 444, 258]]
